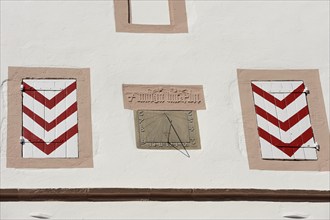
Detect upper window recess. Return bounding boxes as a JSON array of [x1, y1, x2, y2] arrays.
[[114, 0, 188, 33], [130, 0, 170, 25]]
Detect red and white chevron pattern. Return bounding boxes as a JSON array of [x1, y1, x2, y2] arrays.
[[252, 81, 317, 160], [22, 79, 79, 158]]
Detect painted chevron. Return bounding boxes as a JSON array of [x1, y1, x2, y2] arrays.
[[254, 105, 309, 132], [23, 125, 78, 155], [23, 102, 77, 131], [22, 79, 79, 158], [251, 82, 305, 109], [23, 81, 77, 109], [251, 81, 317, 160]]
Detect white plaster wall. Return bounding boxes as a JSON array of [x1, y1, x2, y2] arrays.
[[1, 201, 330, 220], [0, 0, 329, 219]]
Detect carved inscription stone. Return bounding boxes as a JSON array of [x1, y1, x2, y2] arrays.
[[123, 84, 206, 110], [134, 110, 201, 150]]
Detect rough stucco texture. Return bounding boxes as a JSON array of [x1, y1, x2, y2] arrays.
[[0, 1, 329, 219]]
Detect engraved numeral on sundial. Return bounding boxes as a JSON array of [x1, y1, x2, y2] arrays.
[[190, 138, 196, 145], [138, 111, 145, 132]]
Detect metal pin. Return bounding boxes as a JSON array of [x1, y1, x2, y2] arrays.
[[20, 136, 25, 145], [303, 87, 309, 94]]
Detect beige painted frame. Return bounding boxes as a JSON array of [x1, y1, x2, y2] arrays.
[[114, 0, 188, 33], [7, 67, 93, 168], [237, 69, 329, 171]]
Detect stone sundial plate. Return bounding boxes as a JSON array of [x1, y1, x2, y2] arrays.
[[134, 110, 201, 150]]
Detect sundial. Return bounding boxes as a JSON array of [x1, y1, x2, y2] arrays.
[[134, 110, 200, 150], [123, 84, 205, 156]]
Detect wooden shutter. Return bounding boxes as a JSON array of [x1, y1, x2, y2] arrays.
[[22, 79, 78, 158], [251, 81, 318, 160]]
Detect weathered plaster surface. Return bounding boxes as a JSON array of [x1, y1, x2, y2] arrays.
[[1, 201, 330, 220], [0, 0, 329, 219]]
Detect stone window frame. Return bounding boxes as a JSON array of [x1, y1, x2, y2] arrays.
[[237, 69, 329, 171], [114, 0, 188, 33], [7, 67, 93, 168]]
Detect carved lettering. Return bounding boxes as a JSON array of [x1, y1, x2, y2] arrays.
[[124, 84, 205, 110], [127, 88, 203, 104], [127, 93, 136, 102]]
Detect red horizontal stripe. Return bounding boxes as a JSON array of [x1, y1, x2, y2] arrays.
[[252, 83, 305, 109], [23, 124, 78, 155], [258, 126, 314, 157], [23, 102, 77, 132], [255, 105, 310, 131], [23, 81, 76, 109]]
